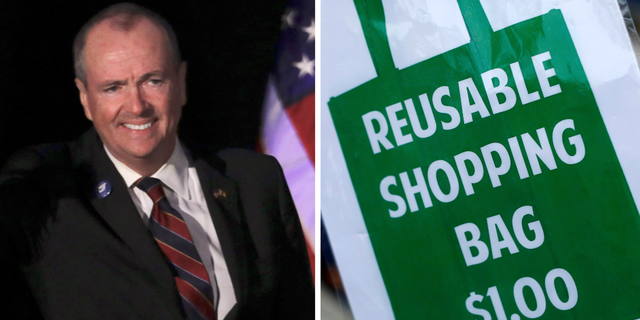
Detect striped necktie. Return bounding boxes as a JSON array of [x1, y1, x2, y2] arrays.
[[136, 177, 216, 320]]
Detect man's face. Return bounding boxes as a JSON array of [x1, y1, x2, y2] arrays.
[[76, 18, 186, 170]]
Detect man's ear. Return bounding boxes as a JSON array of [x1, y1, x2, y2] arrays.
[[179, 61, 187, 107], [75, 78, 92, 121]]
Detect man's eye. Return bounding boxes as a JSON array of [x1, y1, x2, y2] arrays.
[[148, 79, 162, 86], [104, 86, 118, 93]]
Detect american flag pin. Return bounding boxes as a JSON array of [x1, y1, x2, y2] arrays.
[[213, 189, 227, 199]]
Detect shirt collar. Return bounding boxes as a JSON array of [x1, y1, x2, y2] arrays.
[[104, 141, 192, 200]]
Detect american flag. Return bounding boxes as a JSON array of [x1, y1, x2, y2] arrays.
[[259, 0, 315, 276]]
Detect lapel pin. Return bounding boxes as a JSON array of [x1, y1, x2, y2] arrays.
[[213, 189, 227, 199], [96, 180, 112, 199]]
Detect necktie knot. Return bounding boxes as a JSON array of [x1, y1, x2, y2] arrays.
[[136, 177, 165, 203]]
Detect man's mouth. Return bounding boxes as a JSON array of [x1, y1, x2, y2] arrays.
[[123, 122, 153, 130]]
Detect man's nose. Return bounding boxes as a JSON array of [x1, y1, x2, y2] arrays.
[[126, 86, 150, 115]]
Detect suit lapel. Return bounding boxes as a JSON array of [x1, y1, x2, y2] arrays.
[[73, 130, 252, 319], [192, 153, 252, 317], [72, 130, 182, 316]]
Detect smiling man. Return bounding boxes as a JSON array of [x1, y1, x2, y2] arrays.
[[0, 3, 313, 320], [74, 11, 186, 177]]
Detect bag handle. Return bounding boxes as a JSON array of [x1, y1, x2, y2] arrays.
[[353, 0, 493, 75], [353, 0, 397, 78]]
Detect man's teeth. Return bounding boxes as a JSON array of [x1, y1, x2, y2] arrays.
[[123, 122, 152, 130]]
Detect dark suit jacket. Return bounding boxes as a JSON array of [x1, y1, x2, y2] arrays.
[[0, 128, 314, 320]]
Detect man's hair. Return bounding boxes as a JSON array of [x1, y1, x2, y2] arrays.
[[73, 3, 181, 85]]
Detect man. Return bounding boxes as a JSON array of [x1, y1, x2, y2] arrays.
[[0, 3, 313, 320]]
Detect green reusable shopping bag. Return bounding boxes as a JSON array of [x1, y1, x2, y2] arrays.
[[327, 0, 640, 318]]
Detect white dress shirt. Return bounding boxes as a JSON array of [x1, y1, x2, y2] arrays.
[[105, 142, 236, 319]]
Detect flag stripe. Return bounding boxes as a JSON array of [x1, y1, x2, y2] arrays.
[[260, 0, 315, 279], [260, 80, 315, 244], [285, 93, 315, 165]]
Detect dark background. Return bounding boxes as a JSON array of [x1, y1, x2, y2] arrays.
[[0, 0, 288, 165]]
